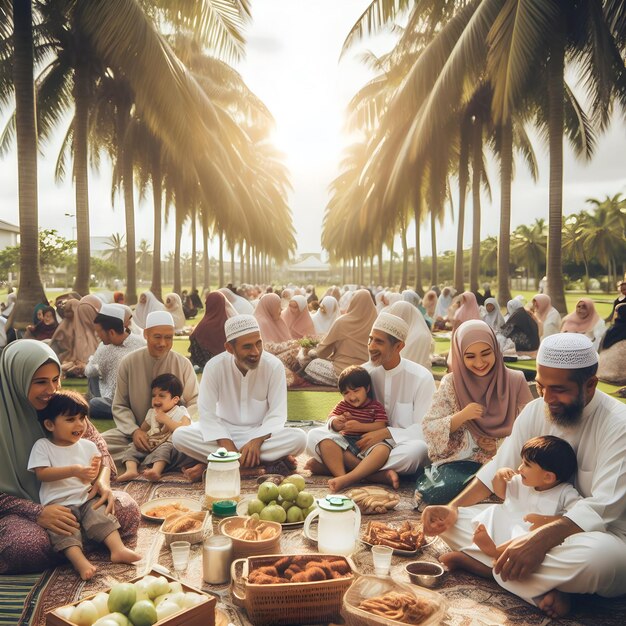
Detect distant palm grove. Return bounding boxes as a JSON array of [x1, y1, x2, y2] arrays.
[[2, 1, 626, 328]]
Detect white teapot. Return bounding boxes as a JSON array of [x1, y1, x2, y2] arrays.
[[303, 495, 361, 556]]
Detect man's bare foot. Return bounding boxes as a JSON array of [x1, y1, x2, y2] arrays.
[[284, 455, 298, 471], [181, 463, 205, 483], [142, 467, 162, 482], [116, 469, 139, 482], [365, 469, 400, 489], [439, 551, 493, 579], [304, 458, 331, 476], [537, 590, 571, 618], [110, 546, 142, 565], [328, 474, 350, 493], [240, 466, 265, 477], [473, 523, 498, 558]]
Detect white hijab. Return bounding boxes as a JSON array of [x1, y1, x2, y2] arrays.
[[133, 290, 165, 328], [312, 295, 339, 335], [219, 287, 254, 315], [389, 301, 433, 371]]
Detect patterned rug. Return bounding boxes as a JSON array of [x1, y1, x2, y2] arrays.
[[15, 469, 626, 626]]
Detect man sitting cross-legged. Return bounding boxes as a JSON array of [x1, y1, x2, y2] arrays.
[[172, 314, 307, 481]]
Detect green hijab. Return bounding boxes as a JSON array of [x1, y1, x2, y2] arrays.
[[0, 340, 60, 501]]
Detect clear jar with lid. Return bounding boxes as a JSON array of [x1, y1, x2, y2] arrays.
[[203, 448, 241, 510]]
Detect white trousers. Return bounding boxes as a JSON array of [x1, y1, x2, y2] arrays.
[[306, 425, 429, 475], [171, 422, 307, 463], [442, 504, 626, 605]]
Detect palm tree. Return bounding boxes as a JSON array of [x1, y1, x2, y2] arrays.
[[511, 219, 547, 291], [562, 212, 591, 292], [102, 232, 126, 274]]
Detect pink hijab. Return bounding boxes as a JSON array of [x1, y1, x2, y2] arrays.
[[281, 295, 315, 339], [451, 319, 527, 439], [423, 290, 438, 318], [561, 298, 601, 333], [255, 293, 291, 343], [73, 295, 102, 364], [532, 294, 555, 322], [454, 291, 480, 323]]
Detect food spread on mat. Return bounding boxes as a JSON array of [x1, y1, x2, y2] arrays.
[[247, 555, 352, 584], [358, 591, 435, 624], [363, 520, 425, 551], [161, 513, 203, 533], [225, 517, 279, 541], [343, 486, 400, 514], [246, 473, 315, 524], [144, 502, 191, 519]]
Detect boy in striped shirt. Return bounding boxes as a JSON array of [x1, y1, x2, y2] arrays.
[[327, 365, 391, 492]]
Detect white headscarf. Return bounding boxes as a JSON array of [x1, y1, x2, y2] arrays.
[[219, 287, 254, 314], [402, 290, 422, 309], [312, 295, 339, 335], [481, 297, 505, 332], [389, 301, 433, 371], [134, 291, 165, 328]]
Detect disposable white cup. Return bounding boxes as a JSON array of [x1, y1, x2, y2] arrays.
[[170, 541, 191, 573], [371, 545, 393, 576]]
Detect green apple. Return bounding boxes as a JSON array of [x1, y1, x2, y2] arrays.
[[257, 481, 279, 504], [281, 500, 295, 511], [247, 498, 265, 516], [282, 474, 306, 492], [302, 504, 316, 519], [259, 504, 287, 524], [295, 491, 314, 509], [278, 483, 299, 502], [286, 506, 304, 523]]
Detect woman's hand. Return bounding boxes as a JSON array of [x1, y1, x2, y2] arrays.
[[37, 504, 80, 536], [461, 402, 484, 422], [421, 505, 458, 536], [356, 429, 388, 451]]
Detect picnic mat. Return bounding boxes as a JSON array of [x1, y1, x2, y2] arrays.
[[16, 469, 626, 626]]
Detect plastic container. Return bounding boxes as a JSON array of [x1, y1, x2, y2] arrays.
[[204, 448, 241, 510], [212, 500, 238, 518], [303, 495, 361, 555]]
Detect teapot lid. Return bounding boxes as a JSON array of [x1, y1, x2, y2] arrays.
[[318, 495, 355, 512], [207, 447, 241, 462]]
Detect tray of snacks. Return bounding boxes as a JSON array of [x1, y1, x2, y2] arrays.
[[140, 497, 202, 522], [159, 510, 211, 546], [342, 574, 446, 626], [219, 516, 281, 558], [230, 552, 354, 625], [361, 521, 435, 556], [342, 486, 400, 514], [46, 569, 216, 626]]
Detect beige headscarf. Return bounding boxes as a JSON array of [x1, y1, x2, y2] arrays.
[[254, 293, 291, 343], [451, 320, 527, 439], [73, 295, 102, 364], [532, 294, 556, 322], [165, 293, 186, 330], [561, 298, 601, 334], [389, 301, 433, 370], [281, 295, 316, 339]]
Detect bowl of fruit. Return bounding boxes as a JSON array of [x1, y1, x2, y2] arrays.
[[236, 474, 317, 527]]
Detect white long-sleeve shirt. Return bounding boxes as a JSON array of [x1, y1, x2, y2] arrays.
[[363, 358, 436, 444], [476, 391, 626, 540], [198, 350, 287, 448]]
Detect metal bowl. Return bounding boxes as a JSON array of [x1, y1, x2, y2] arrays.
[[405, 561, 445, 588]]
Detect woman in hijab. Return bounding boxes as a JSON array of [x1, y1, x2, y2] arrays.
[[304, 289, 378, 386], [1, 292, 16, 319], [598, 304, 626, 385], [164, 293, 186, 331], [453, 292, 481, 330], [434, 287, 454, 329], [530, 293, 561, 338], [324, 285, 342, 303], [561, 298, 605, 349], [374, 290, 387, 313], [481, 297, 505, 333], [218, 287, 254, 315], [312, 295, 339, 335], [25, 305, 58, 341], [281, 295, 316, 339], [422, 290, 438, 319], [0, 341, 139, 573], [189, 291, 235, 368], [32, 302, 48, 325], [421, 320, 532, 503], [504, 297, 523, 322], [280, 288, 294, 310], [70, 295, 103, 375], [389, 301, 434, 370], [499, 300, 540, 352], [254, 292, 291, 344], [134, 291, 165, 328], [401, 289, 421, 309]]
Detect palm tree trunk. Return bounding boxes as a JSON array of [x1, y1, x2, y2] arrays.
[[72, 51, 91, 296], [190, 205, 197, 291], [230, 243, 235, 284], [370, 254, 374, 285], [150, 156, 163, 301], [454, 122, 469, 294], [546, 36, 567, 314], [173, 207, 183, 294], [342, 259, 346, 285], [470, 117, 482, 292], [10, 0, 47, 328], [497, 120, 513, 305], [218, 229, 224, 287], [430, 210, 438, 286], [400, 222, 408, 290], [388, 240, 394, 286], [201, 210, 210, 291], [239, 243, 244, 285], [413, 191, 423, 295], [378, 245, 384, 286]]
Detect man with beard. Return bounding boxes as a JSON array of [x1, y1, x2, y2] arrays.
[[172, 315, 306, 480], [422, 333, 626, 619], [306, 312, 436, 487]]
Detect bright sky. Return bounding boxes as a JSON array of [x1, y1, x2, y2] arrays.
[[1, 1, 625, 259]]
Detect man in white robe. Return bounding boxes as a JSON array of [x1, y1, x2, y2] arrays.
[[422, 333, 626, 618], [172, 315, 306, 479], [306, 312, 436, 485]]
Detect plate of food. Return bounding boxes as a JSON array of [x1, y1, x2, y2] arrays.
[[140, 497, 202, 522], [361, 520, 435, 556], [342, 486, 400, 515]]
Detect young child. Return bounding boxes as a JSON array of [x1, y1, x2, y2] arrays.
[[441, 435, 580, 577], [25, 305, 58, 341], [117, 373, 191, 482], [27, 391, 140, 580], [326, 365, 391, 492]]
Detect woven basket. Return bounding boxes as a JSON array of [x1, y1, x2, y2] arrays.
[[218, 517, 281, 559], [231, 553, 355, 626], [341, 575, 447, 626], [159, 510, 211, 546]]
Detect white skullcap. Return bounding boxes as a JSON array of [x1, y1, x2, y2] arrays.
[[99, 303, 126, 322], [537, 333, 598, 369], [225, 314, 260, 341], [145, 310, 174, 329], [372, 312, 409, 342]]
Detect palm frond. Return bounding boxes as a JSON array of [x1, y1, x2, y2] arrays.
[[563, 81, 596, 160]]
